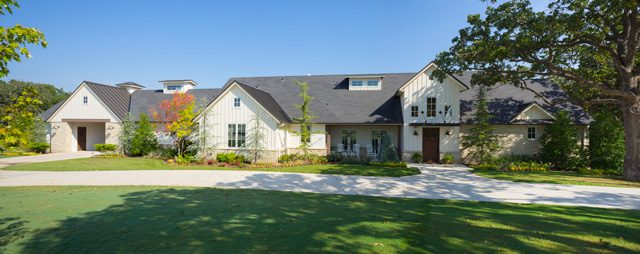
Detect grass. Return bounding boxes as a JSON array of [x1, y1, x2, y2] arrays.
[[2, 157, 420, 177], [473, 170, 640, 188], [0, 186, 638, 253]]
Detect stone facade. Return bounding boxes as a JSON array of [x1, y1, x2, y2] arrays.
[[50, 122, 72, 153], [105, 122, 121, 145]]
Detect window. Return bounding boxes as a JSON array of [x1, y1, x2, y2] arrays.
[[367, 80, 379, 86], [527, 127, 536, 140], [167, 85, 181, 91], [301, 125, 311, 143], [426, 97, 436, 117], [351, 80, 363, 86], [228, 124, 246, 147], [341, 130, 357, 150], [233, 97, 241, 107], [371, 130, 387, 154], [83, 96, 88, 104], [411, 106, 419, 117]]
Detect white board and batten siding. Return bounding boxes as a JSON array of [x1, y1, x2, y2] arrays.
[[399, 65, 465, 158], [513, 105, 554, 121], [48, 84, 119, 123]]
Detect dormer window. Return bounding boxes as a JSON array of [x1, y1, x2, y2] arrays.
[[348, 76, 383, 90], [167, 85, 181, 91], [367, 80, 379, 87], [352, 80, 363, 86]]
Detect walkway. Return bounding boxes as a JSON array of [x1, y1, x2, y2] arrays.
[[1, 164, 639, 210], [0, 151, 97, 168]]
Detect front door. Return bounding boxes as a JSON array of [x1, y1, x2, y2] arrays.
[[422, 128, 439, 163], [77, 127, 87, 151]]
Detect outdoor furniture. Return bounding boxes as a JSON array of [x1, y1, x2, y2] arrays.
[[350, 144, 360, 157], [366, 144, 377, 159], [337, 144, 347, 156]]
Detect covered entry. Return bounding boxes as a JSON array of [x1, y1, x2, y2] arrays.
[[65, 120, 107, 152]]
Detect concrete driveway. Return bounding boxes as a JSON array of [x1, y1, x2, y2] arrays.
[[1, 163, 639, 210], [0, 151, 97, 168]]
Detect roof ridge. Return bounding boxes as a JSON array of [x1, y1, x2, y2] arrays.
[[84, 80, 128, 90], [228, 72, 417, 80]]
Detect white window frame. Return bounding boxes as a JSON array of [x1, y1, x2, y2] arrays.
[[351, 80, 363, 87], [233, 97, 241, 108], [371, 129, 387, 154], [411, 105, 419, 117], [227, 124, 246, 148], [527, 127, 536, 140], [426, 97, 437, 117], [341, 129, 357, 151], [82, 96, 88, 105], [167, 85, 182, 91], [366, 80, 379, 87]]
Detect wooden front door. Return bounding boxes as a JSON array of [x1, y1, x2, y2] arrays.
[[77, 127, 87, 151], [422, 128, 439, 163]]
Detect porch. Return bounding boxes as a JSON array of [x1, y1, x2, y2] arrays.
[[49, 120, 118, 153], [325, 125, 402, 160]]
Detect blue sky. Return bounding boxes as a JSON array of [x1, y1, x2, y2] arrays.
[[1, 0, 547, 91]]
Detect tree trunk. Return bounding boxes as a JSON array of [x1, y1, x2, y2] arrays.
[[622, 101, 640, 181]]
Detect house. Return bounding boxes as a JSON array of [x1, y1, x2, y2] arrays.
[[40, 62, 592, 162]]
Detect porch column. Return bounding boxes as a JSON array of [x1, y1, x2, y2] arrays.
[[397, 125, 402, 159]]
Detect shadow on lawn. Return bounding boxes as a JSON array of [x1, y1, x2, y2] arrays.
[[17, 188, 640, 253], [0, 215, 28, 251]]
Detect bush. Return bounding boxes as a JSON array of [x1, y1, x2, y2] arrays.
[[130, 114, 158, 157], [95, 144, 117, 152], [577, 167, 622, 176], [540, 111, 580, 170], [175, 154, 197, 165], [369, 161, 407, 168], [29, 142, 49, 153], [216, 152, 246, 164], [441, 153, 454, 164], [473, 164, 499, 171], [277, 154, 292, 163], [411, 153, 422, 163]]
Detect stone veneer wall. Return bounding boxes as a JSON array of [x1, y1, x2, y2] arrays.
[[105, 122, 121, 145], [50, 122, 72, 153]]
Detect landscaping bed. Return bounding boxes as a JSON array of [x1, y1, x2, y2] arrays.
[[2, 157, 420, 177], [472, 169, 640, 188], [1, 186, 638, 253]]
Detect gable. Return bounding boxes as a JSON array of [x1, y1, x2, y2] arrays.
[[48, 83, 120, 122], [512, 103, 555, 122], [398, 62, 468, 93]]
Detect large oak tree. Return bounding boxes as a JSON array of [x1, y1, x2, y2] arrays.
[[434, 0, 640, 181]]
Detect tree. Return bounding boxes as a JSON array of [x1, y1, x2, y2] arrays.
[[118, 113, 136, 156], [0, 80, 68, 112], [130, 114, 158, 157], [0, 0, 47, 77], [379, 133, 400, 162], [433, 0, 640, 181], [462, 86, 500, 164], [151, 93, 196, 156], [292, 81, 317, 158], [0, 86, 43, 149], [540, 111, 579, 169], [589, 112, 625, 170], [245, 112, 266, 163]]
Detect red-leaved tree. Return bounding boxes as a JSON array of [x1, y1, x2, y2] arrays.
[[151, 93, 196, 156]]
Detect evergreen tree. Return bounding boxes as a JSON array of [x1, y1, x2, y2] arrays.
[[130, 114, 158, 156], [246, 112, 266, 163], [292, 81, 317, 158], [462, 86, 500, 164], [589, 113, 624, 171], [540, 111, 579, 169], [118, 113, 136, 156]]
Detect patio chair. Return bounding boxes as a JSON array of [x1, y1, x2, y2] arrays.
[[337, 144, 347, 156], [366, 144, 377, 159], [351, 144, 360, 157]]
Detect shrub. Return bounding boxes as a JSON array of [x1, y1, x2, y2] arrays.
[[216, 153, 228, 163], [29, 142, 50, 153], [588, 113, 624, 171], [411, 153, 422, 163], [278, 154, 292, 163], [369, 161, 408, 168], [473, 164, 499, 171], [94, 153, 125, 158], [540, 111, 580, 170], [130, 114, 158, 157], [216, 152, 246, 164], [441, 153, 454, 164], [95, 144, 117, 152], [175, 154, 197, 165]]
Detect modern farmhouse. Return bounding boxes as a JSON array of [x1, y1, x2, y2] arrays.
[[40, 62, 592, 163]]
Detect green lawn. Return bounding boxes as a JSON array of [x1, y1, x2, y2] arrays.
[[2, 157, 420, 177], [473, 170, 640, 188], [0, 186, 638, 253]]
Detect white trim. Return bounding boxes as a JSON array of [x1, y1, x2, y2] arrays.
[[193, 81, 283, 124], [510, 103, 556, 123], [397, 62, 468, 93], [46, 82, 121, 123]]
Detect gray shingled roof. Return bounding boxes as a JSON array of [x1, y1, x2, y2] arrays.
[[226, 73, 414, 124], [457, 73, 592, 125], [129, 88, 221, 120], [235, 82, 291, 122]]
